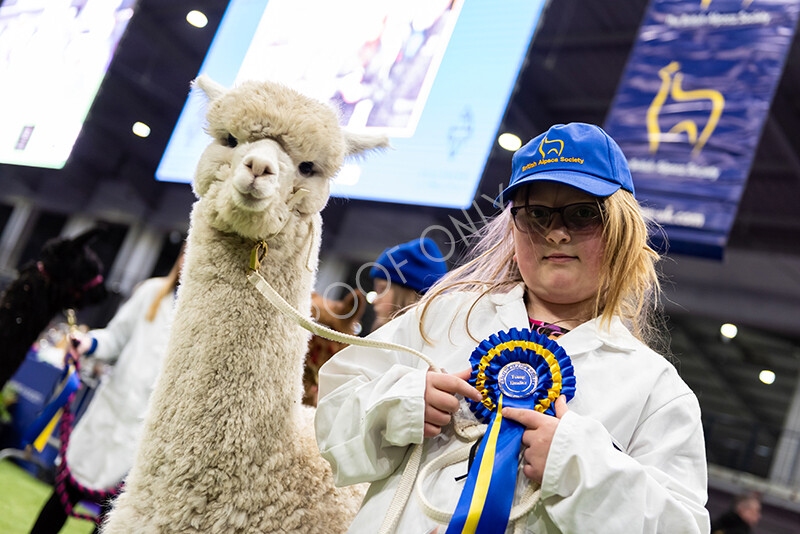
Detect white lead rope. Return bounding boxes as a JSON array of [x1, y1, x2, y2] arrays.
[[247, 262, 539, 533], [414, 440, 541, 530], [247, 268, 435, 533], [246, 270, 439, 372]]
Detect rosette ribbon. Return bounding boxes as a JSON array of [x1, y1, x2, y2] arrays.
[[445, 328, 576, 534]]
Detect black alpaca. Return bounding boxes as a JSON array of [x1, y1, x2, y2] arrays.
[[0, 228, 108, 388]]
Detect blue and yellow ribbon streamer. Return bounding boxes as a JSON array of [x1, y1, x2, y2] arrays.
[[22, 359, 80, 452], [445, 328, 576, 534]]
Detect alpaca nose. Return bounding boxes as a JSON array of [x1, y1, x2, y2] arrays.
[[243, 154, 277, 178]]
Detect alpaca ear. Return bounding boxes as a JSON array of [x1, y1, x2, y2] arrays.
[[352, 290, 367, 322], [341, 130, 391, 158], [193, 74, 227, 102], [339, 290, 367, 322], [340, 291, 355, 311]]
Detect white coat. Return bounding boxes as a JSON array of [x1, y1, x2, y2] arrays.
[[66, 277, 175, 490], [316, 284, 710, 533]]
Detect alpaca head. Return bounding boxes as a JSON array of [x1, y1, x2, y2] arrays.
[[39, 227, 108, 308], [192, 75, 389, 241], [310, 290, 367, 339]]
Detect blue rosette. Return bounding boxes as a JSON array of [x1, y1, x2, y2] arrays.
[[468, 327, 576, 422], [445, 328, 576, 534]]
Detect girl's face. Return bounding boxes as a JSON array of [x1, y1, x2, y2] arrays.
[[370, 278, 396, 331], [512, 182, 605, 314], [372, 278, 393, 314]]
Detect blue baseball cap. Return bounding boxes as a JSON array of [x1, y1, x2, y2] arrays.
[[498, 123, 635, 205], [370, 238, 448, 294]]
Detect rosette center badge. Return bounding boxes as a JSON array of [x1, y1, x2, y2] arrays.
[[497, 362, 538, 399]]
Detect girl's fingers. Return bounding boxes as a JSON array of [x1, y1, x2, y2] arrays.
[[428, 389, 460, 414], [425, 405, 451, 427], [424, 422, 443, 438], [428, 370, 482, 402], [452, 368, 473, 381], [553, 395, 569, 418], [501, 406, 544, 429]]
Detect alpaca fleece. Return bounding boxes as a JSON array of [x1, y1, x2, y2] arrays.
[[100, 77, 387, 533]]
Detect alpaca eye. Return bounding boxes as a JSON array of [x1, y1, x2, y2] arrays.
[[298, 161, 315, 177], [226, 133, 238, 148]]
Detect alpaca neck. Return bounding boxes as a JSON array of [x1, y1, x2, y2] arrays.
[[175, 207, 320, 419]]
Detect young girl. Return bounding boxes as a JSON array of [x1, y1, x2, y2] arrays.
[[315, 123, 709, 533]]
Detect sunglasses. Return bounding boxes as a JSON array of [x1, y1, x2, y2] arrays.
[[510, 202, 604, 236]]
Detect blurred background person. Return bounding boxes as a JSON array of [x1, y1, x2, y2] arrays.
[[29, 246, 184, 534], [712, 491, 762, 534], [369, 237, 447, 332]]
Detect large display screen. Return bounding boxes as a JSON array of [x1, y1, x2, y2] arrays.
[[0, 0, 135, 169], [156, 0, 545, 209]]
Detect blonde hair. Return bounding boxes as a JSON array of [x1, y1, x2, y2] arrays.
[[417, 189, 662, 346], [597, 190, 661, 341], [145, 246, 185, 322]]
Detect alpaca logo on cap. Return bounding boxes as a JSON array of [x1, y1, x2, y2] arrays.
[[520, 133, 585, 173], [538, 135, 563, 158]]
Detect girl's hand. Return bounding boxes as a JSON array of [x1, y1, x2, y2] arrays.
[[424, 368, 482, 438], [69, 332, 94, 355], [501, 395, 569, 484]]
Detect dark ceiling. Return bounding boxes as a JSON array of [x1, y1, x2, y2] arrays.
[[2, 0, 799, 258], [1, 0, 800, 483]]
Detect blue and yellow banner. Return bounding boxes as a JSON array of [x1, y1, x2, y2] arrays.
[[604, 0, 800, 257], [445, 328, 576, 534]]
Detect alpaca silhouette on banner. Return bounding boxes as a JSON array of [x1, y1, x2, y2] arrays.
[[701, 0, 755, 10], [646, 61, 725, 156]]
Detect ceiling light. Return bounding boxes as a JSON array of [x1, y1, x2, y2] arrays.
[[132, 122, 150, 138], [759, 370, 775, 385], [720, 323, 738, 339], [498, 133, 522, 151], [186, 10, 208, 28]]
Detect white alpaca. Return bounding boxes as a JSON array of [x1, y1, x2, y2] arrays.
[[101, 76, 388, 533]]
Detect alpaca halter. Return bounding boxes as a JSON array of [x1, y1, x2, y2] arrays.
[[36, 261, 50, 280], [37, 261, 104, 293], [249, 187, 316, 271]]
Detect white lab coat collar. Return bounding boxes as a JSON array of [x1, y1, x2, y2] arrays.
[[559, 316, 640, 356], [488, 283, 640, 357], [488, 283, 527, 331]]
